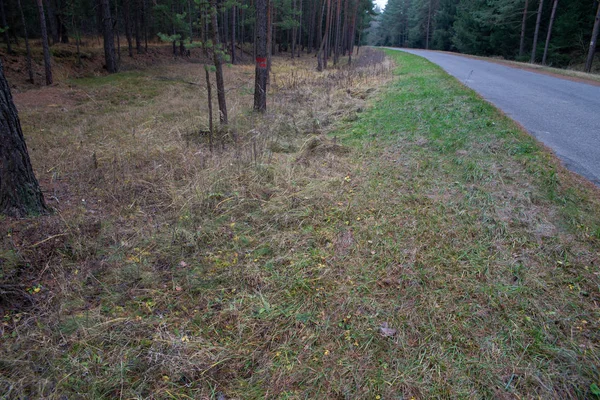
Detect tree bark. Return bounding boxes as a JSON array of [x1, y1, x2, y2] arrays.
[[36, 0, 53, 85], [542, 0, 558, 65], [519, 0, 529, 57], [100, 0, 118, 73], [317, 0, 330, 71], [17, 0, 34, 83], [210, 0, 227, 125], [254, 0, 268, 112], [124, 0, 134, 57], [585, 1, 600, 73], [0, 0, 12, 54], [44, 0, 59, 44], [0, 59, 48, 218], [231, 4, 236, 64], [134, 0, 142, 53], [530, 0, 544, 63]]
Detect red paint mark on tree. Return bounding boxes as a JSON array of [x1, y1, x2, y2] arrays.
[[256, 57, 267, 68]]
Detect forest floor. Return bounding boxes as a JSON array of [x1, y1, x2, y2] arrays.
[[1, 46, 600, 399]]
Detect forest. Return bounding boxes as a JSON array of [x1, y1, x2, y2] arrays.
[[368, 0, 600, 71], [0, 0, 375, 84]]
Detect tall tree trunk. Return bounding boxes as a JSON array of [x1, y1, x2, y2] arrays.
[[585, 1, 600, 73], [17, 0, 33, 83], [36, 0, 53, 85], [231, 4, 236, 64], [425, 0, 432, 50], [0, 0, 12, 54], [0, 59, 48, 218], [333, 0, 342, 64], [297, 0, 302, 57], [291, 0, 297, 59], [254, 0, 268, 112], [100, 0, 118, 73], [124, 0, 134, 57], [317, 0, 330, 71], [143, 0, 148, 52], [542, 0, 558, 65], [347, 0, 358, 65], [519, 0, 529, 57], [44, 0, 59, 44], [134, 0, 142, 52], [530, 0, 544, 63], [210, 0, 227, 125], [205, 65, 214, 152], [267, 0, 272, 79]]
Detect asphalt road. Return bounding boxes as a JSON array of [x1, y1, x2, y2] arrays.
[[390, 48, 600, 186]]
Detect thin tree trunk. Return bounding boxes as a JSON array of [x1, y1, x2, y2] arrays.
[[115, 0, 121, 62], [317, 0, 331, 71], [291, 0, 297, 59], [134, 0, 142, 52], [530, 0, 544, 63], [254, 0, 268, 112], [205, 65, 214, 152], [143, 0, 148, 52], [0, 0, 12, 54], [231, 4, 236, 64], [100, 0, 118, 73], [585, 1, 600, 73], [124, 0, 134, 57], [44, 0, 59, 44], [17, 0, 33, 83], [333, 0, 342, 64], [542, 0, 558, 65], [425, 0, 432, 50], [0, 59, 48, 218], [210, 0, 228, 126], [519, 0, 529, 57], [297, 0, 302, 57], [36, 0, 53, 85], [267, 0, 272, 80]]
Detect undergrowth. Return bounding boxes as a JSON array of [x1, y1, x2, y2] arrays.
[[1, 48, 599, 399]]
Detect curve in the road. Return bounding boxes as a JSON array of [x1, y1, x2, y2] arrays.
[[390, 48, 600, 187]]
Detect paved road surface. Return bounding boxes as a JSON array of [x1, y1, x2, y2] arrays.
[[390, 48, 600, 186]]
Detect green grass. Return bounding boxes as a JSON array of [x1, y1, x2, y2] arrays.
[[2, 50, 600, 399]]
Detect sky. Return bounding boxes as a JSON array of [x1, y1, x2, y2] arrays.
[[374, 0, 388, 11]]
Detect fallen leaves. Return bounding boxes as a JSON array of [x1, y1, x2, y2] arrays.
[[379, 322, 397, 337]]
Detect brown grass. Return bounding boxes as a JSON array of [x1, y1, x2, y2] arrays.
[[0, 47, 394, 398]]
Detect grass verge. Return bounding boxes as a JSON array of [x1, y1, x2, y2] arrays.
[[1, 49, 600, 399]]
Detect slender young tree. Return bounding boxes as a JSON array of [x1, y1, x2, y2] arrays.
[[99, 0, 118, 73], [36, 0, 53, 85], [542, 0, 558, 65], [209, 0, 227, 125], [585, 1, 600, 73], [0, 59, 48, 218], [17, 0, 34, 83], [254, 0, 268, 112], [519, 0, 529, 57], [530, 0, 544, 63]]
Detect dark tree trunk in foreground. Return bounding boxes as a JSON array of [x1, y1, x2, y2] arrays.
[[542, 0, 558, 65], [0, 60, 48, 218], [530, 0, 544, 63], [17, 0, 34, 83], [585, 1, 600, 73], [210, 0, 227, 125], [36, 0, 53, 85], [519, 0, 529, 57], [100, 0, 118, 73], [254, 0, 268, 112]]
